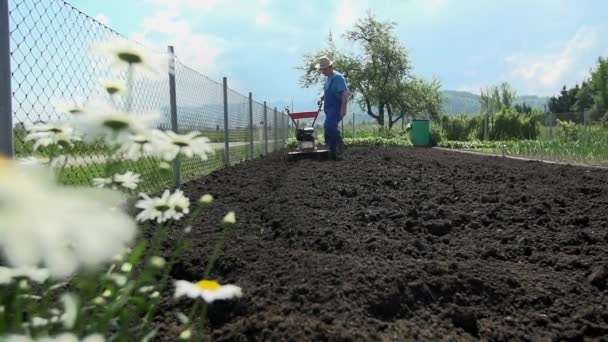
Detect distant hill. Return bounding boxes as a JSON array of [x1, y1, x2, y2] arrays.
[[441, 90, 550, 115]]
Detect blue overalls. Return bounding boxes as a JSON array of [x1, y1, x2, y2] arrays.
[[323, 71, 347, 154]]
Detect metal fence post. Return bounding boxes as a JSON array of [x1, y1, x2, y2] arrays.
[[223, 77, 230, 166], [248, 92, 254, 159], [0, 0, 13, 158], [263, 101, 268, 155], [273, 107, 278, 151], [281, 112, 287, 148], [167, 46, 180, 188]]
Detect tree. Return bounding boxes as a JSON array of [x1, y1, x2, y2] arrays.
[[514, 102, 533, 114], [298, 12, 439, 129], [589, 57, 608, 120], [386, 77, 442, 127], [548, 84, 579, 113]]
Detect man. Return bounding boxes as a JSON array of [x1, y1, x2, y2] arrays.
[[316, 56, 349, 160]]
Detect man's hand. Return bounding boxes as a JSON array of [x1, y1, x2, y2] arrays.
[[318, 95, 324, 107]]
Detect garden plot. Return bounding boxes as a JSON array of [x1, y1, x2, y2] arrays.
[[153, 146, 608, 341]]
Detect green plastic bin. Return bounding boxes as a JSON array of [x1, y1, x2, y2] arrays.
[[410, 119, 430, 147]]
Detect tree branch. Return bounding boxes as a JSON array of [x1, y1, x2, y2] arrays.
[[366, 99, 379, 119]]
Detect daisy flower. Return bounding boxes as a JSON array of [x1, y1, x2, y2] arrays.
[[51, 98, 87, 116], [25, 123, 81, 151], [151, 130, 214, 161], [167, 189, 190, 221], [17, 155, 67, 168], [135, 189, 190, 223], [0, 266, 50, 285], [0, 158, 137, 278], [174, 279, 242, 303], [116, 133, 156, 160], [99, 80, 128, 96], [94, 38, 167, 80], [72, 99, 159, 145], [92, 172, 141, 191]]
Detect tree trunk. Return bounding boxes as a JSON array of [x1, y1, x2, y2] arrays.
[[378, 103, 385, 127], [387, 104, 393, 129]]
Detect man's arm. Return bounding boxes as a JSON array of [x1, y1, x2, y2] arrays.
[[340, 88, 350, 118]]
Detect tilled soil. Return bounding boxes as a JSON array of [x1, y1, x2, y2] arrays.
[[155, 147, 608, 341]]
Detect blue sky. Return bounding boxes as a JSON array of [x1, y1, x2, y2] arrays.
[[67, 0, 608, 110]]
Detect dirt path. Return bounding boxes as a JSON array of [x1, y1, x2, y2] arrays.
[[154, 146, 608, 341]]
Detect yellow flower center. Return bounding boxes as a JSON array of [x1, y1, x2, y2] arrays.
[[106, 86, 120, 95], [195, 280, 220, 292], [118, 52, 143, 64]]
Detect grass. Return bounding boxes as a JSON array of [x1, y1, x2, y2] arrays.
[[59, 144, 267, 193], [439, 124, 608, 167]]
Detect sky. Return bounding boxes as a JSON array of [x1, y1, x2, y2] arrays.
[[51, 0, 608, 110]]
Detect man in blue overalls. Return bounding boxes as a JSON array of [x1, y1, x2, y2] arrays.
[[316, 56, 349, 160]]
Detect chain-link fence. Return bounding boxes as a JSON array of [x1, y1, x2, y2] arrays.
[[1, 0, 289, 191]]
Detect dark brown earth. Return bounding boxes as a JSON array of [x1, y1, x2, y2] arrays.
[[155, 146, 608, 341]]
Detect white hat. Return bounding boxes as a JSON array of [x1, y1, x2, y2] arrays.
[[315, 55, 334, 70]]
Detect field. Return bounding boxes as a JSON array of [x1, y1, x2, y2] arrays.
[[149, 146, 608, 341]]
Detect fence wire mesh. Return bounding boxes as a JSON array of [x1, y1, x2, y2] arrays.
[[5, 0, 289, 191]]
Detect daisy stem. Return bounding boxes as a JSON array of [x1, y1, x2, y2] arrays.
[[198, 302, 209, 339], [148, 223, 167, 259], [140, 238, 190, 333], [126, 63, 134, 113], [188, 300, 201, 323], [204, 223, 232, 279], [10, 283, 23, 332]]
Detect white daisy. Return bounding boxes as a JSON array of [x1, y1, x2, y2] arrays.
[[25, 123, 81, 151], [136, 189, 190, 223], [117, 133, 156, 160], [174, 280, 242, 303], [18, 155, 68, 168], [93, 172, 141, 191], [167, 189, 190, 221], [135, 190, 172, 223], [121, 262, 133, 273], [94, 38, 167, 80], [60, 293, 78, 329], [73, 100, 159, 145], [0, 158, 137, 278], [107, 274, 128, 287], [0, 266, 50, 285], [92, 297, 105, 305], [51, 98, 87, 116], [99, 80, 127, 96], [223, 212, 236, 226], [179, 330, 191, 340], [149, 256, 166, 269], [92, 177, 113, 189], [30, 317, 50, 328], [199, 194, 214, 206], [113, 172, 141, 190], [138, 285, 154, 293], [151, 130, 214, 161]]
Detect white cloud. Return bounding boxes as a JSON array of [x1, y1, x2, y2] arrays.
[[144, 0, 231, 12], [456, 83, 488, 95], [505, 26, 599, 94], [94, 13, 110, 26], [255, 11, 271, 27], [423, 0, 449, 11], [133, 9, 225, 77], [334, 0, 369, 37]]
